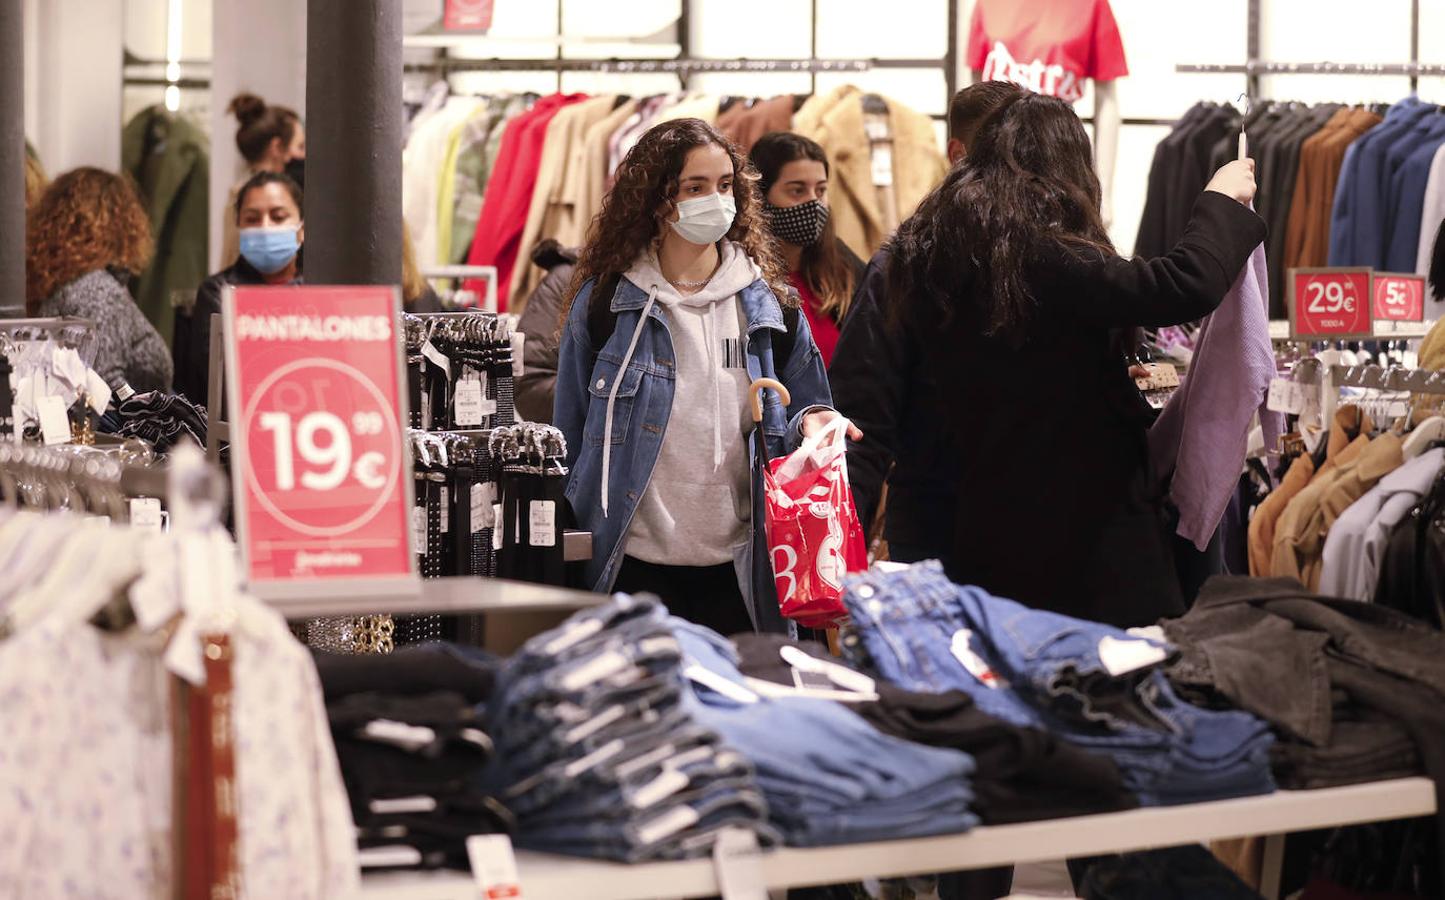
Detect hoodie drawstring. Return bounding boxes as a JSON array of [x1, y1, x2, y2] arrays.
[[601, 285, 659, 518], [704, 302, 723, 470]]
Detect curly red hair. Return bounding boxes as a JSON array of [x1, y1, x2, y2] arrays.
[[567, 118, 791, 321], [26, 167, 153, 313]]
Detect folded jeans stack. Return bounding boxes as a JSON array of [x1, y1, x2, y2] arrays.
[[484, 594, 780, 863], [843, 561, 1276, 807], [733, 633, 1139, 825], [314, 644, 509, 871], [669, 619, 980, 846]]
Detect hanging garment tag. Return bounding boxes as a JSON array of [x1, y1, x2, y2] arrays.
[[528, 500, 556, 547], [635, 804, 700, 846], [129, 497, 164, 531], [412, 506, 428, 556], [466, 834, 523, 900], [684, 663, 760, 703], [511, 332, 526, 378], [1098, 635, 1169, 677], [951, 629, 1007, 689], [712, 827, 768, 900], [629, 767, 691, 810], [84, 369, 113, 414], [471, 483, 496, 533], [559, 649, 630, 691], [493, 504, 504, 550], [37, 394, 71, 446], [1267, 378, 1306, 414], [870, 144, 894, 187], [439, 487, 450, 533], [455, 379, 485, 427], [421, 340, 451, 378]]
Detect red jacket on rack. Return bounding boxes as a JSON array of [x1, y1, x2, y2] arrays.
[[464, 93, 589, 310]]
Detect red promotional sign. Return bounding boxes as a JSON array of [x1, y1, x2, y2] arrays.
[[444, 0, 494, 31], [1372, 271, 1426, 323], [224, 285, 415, 587], [1287, 267, 1373, 340]]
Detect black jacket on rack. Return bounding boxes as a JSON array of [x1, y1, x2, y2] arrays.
[[831, 192, 1266, 628]]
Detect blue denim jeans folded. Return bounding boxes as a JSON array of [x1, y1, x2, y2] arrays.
[[667, 617, 980, 844], [843, 562, 1275, 807]]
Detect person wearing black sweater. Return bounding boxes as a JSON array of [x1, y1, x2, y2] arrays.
[[831, 92, 1264, 629]]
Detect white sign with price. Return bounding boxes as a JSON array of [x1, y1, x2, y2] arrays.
[[466, 835, 522, 899]]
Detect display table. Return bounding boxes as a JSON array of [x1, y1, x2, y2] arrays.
[[356, 777, 1436, 900]]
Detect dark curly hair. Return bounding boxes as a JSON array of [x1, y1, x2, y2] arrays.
[[26, 167, 153, 312], [888, 92, 1112, 347], [567, 118, 790, 320]]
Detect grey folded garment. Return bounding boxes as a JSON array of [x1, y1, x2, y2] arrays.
[[1270, 718, 1421, 789]]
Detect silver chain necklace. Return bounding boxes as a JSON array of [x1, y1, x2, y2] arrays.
[[668, 276, 709, 288]]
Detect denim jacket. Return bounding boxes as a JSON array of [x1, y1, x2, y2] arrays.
[[554, 272, 833, 633]]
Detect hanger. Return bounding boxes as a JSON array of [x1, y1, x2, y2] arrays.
[[1403, 416, 1445, 459]]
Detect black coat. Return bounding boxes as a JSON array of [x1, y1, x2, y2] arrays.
[[830, 192, 1266, 627], [172, 257, 281, 407]]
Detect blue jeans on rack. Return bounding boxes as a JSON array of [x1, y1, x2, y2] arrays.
[[843, 562, 1275, 807]]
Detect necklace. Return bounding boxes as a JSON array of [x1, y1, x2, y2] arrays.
[[668, 276, 709, 288]]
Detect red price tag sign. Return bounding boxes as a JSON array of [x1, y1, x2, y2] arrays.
[[1288, 267, 1373, 340], [1371, 271, 1425, 323], [224, 285, 416, 588], [444, 0, 494, 31]]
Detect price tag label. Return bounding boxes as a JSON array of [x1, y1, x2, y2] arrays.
[[511, 332, 526, 378], [412, 506, 428, 555], [466, 834, 521, 899], [1267, 378, 1307, 414], [471, 482, 495, 533], [869, 144, 894, 187], [444, 0, 495, 32], [528, 500, 556, 547], [224, 285, 417, 587], [712, 827, 768, 900], [36, 395, 71, 446], [1288, 268, 1372, 340], [454, 379, 485, 427], [1371, 271, 1425, 323], [130, 497, 164, 531]]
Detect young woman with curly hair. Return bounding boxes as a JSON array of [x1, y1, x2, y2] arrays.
[[554, 117, 857, 634], [26, 167, 172, 392]]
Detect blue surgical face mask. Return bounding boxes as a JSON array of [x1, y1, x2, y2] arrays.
[[239, 224, 301, 275]]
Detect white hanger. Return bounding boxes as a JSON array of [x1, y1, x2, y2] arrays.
[[1403, 416, 1445, 460]]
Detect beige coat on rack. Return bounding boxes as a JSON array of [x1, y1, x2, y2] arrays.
[[512, 95, 620, 311], [794, 85, 947, 260]]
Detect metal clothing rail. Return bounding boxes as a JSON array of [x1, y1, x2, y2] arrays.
[[1176, 61, 1445, 77], [404, 57, 877, 75]]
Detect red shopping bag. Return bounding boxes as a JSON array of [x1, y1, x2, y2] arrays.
[[763, 416, 868, 629]]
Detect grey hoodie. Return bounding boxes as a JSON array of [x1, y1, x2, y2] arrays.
[[621, 240, 761, 565]]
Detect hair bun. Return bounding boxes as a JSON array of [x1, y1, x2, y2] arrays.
[[228, 93, 267, 126]]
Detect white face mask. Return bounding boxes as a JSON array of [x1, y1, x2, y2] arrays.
[[670, 192, 737, 245]]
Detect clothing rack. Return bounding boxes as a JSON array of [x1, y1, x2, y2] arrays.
[[0, 442, 168, 509], [0, 316, 100, 368], [1176, 0, 1435, 96], [404, 57, 878, 76], [1176, 62, 1445, 77]]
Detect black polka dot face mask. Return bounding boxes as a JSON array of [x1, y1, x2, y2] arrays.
[[765, 199, 830, 247]]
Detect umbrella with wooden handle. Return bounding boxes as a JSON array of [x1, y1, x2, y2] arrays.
[[748, 377, 791, 466]]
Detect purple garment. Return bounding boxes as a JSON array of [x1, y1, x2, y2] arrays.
[[1149, 239, 1282, 551]]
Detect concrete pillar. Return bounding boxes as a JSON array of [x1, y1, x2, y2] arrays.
[[1, 0, 24, 316], [305, 0, 402, 285]]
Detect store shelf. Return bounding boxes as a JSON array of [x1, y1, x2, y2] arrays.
[[355, 777, 1437, 900], [261, 569, 603, 619]]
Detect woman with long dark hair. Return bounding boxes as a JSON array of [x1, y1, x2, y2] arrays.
[[554, 118, 852, 635], [748, 132, 864, 367], [842, 91, 1261, 627]]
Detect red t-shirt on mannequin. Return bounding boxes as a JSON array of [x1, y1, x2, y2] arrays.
[[967, 0, 1129, 104]]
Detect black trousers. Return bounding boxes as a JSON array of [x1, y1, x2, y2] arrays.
[[613, 557, 754, 637]]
